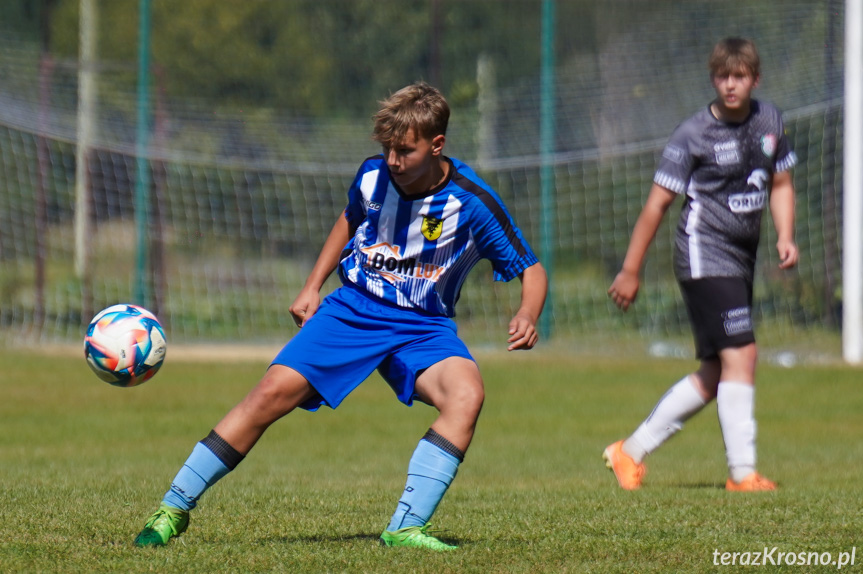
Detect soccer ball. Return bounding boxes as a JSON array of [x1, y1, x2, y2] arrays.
[[84, 304, 167, 387]]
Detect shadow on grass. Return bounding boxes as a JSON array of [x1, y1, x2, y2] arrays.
[[262, 531, 464, 547], [674, 482, 726, 489]]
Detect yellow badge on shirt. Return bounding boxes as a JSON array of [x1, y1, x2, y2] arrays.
[[421, 216, 443, 241]]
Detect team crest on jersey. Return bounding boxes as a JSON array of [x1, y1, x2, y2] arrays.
[[421, 216, 444, 241], [761, 134, 777, 158]]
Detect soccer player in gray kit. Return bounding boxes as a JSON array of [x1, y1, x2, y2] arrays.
[[604, 37, 798, 491]]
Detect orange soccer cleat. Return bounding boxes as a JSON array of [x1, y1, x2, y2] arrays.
[[725, 472, 777, 492], [602, 440, 646, 490]]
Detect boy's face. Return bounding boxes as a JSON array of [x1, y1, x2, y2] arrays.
[[383, 128, 445, 194], [711, 66, 759, 116]]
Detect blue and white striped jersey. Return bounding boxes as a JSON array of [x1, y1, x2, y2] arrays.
[[338, 155, 538, 317]]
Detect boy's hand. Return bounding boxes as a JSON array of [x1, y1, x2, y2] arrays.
[[289, 287, 321, 327], [608, 270, 640, 312], [776, 239, 799, 269], [507, 311, 539, 351]]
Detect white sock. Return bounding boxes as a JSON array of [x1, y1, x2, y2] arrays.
[[716, 381, 757, 482], [623, 375, 708, 464]]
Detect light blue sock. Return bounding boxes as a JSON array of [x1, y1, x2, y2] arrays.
[[162, 442, 231, 511], [386, 438, 461, 531]]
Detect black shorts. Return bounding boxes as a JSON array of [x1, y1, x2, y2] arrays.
[[678, 277, 755, 360]]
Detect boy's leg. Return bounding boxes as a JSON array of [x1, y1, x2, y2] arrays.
[[385, 429, 464, 532], [133, 431, 242, 547], [135, 366, 317, 546], [624, 373, 712, 462], [382, 357, 483, 550], [163, 364, 318, 508], [162, 431, 245, 513], [716, 344, 774, 490], [211, 365, 320, 454], [604, 369, 712, 490]]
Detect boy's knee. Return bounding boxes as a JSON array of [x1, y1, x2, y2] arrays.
[[466, 382, 485, 408], [451, 379, 485, 416], [249, 367, 311, 412]]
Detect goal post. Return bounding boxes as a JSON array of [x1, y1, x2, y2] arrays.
[[844, 0, 863, 364]]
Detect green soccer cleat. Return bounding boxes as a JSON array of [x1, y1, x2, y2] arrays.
[[133, 503, 189, 547], [380, 524, 458, 551]]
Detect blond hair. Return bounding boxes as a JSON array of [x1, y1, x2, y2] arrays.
[[709, 37, 760, 78], [372, 82, 449, 147]]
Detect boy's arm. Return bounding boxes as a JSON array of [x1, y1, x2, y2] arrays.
[[507, 262, 548, 351], [607, 183, 677, 311], [289, 214, 354, 327], [770, 170, 798, 269]]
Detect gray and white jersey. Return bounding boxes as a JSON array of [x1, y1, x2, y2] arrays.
[[654, 100, 797, 282]]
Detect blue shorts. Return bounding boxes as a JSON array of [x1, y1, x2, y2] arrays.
[[271, 285, 474, 411]]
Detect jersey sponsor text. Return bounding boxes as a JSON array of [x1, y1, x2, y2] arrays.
[[361, 242, 444, 283], [728, 191, 766, 213], [723, 306, 752, 336]]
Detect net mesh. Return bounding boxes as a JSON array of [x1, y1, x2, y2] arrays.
[[0, 0, 846, 360]]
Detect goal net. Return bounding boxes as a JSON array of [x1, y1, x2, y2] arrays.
[[0, 0, 845, 361]]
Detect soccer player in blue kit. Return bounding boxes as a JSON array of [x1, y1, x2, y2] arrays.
[[604, 38, 798, 491], [134, 82, 548, 550]]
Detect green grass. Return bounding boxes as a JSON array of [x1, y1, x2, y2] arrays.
[[1, 348, 861, 573]]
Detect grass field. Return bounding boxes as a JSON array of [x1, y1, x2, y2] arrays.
[[1, 346, 861, 573]]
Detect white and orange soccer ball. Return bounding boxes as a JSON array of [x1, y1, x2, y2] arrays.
[[84, 304, 167, 387]]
